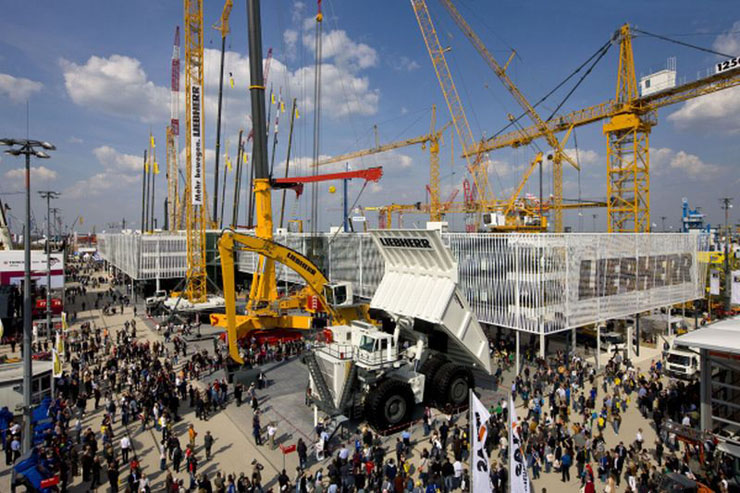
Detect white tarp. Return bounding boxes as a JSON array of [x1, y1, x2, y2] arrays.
[[509, 395, 532, 493], [470, 391, 493, 493], [732, 270, 740, 305], [710, 269, 721, 296], [190, 83, 204, 205]]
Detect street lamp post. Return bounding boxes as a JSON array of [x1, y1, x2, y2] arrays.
[[39, 191, 59, 383], [1, 138, 55, 454]]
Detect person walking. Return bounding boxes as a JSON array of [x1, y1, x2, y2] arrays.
[[120, 435, 131, 463], [204, 431, 214, 460], [252, 412, 262, 446], [188, 424, 197, 450], [267, 422, 277, 449], [172, 445, 183, 473], [560, 449, 572, 483]]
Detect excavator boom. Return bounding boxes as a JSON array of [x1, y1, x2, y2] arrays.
[[216, 230, 366, 363]]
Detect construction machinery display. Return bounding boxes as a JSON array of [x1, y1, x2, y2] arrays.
[[304, 229, 491, 430]]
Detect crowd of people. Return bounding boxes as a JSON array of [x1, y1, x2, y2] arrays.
[[4, 259, 737, 493], [493, 348, 733, 493]]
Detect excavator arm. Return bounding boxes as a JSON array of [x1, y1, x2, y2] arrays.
[[218, 229, 352, 363]]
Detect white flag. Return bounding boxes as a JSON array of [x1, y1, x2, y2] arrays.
[[710, 269, 721, 296], [470, 391, 493, 493], [731, 270, 740, 305], [509, 395, 532, 493]]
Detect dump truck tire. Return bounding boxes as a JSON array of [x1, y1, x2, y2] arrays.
[[366, 379, 414, 430], [419, 355, 447, 403], [434, 363, 473, 408]]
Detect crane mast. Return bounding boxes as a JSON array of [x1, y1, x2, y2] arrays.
[[603, 24, 650, 232], [184, 0, 207, 302]]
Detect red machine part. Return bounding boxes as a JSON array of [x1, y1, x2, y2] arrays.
[[273, 166, 383, 186]]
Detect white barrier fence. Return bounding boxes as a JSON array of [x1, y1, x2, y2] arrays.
[[99, 231, 708, 334]]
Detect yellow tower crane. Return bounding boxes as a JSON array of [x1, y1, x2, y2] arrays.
[[466, 24, 740, 232], [410, 0, 495, 224], [315, 106, 450, 221], [184, 0, 208, 302], [438, 0, 579, 232]]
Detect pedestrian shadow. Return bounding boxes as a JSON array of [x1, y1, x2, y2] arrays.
[[276, 432, 292, 446], [211, 443, 233, 456]]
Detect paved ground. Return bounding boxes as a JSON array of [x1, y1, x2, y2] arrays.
[[0, 269, 689, 492]]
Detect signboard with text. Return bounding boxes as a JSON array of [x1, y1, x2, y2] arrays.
[[0, 251, 65, 288]]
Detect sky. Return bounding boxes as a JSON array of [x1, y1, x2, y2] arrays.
[[0, 0, 739, 234]]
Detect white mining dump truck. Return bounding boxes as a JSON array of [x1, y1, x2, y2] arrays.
[[304, 229, 492, 430]]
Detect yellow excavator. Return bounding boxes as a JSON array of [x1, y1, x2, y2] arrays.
[[215, 231, 368, 364]]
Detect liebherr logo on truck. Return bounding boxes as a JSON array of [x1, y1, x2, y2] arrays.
[[287, 252, 316, 276], [578, 253, 693, 300], [379, 237, 432, 249]]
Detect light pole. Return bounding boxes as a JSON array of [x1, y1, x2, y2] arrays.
[[50, 208, 61, 242], [38, 191, 59, 349], [721, 197, 734, 312], [1, 138, 55, 454]]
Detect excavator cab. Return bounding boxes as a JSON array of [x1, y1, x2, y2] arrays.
[[323, 282, 353, 307]]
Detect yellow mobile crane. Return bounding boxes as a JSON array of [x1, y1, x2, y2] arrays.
[[466, 24, 740, 232], [211, 0, 371, 359]]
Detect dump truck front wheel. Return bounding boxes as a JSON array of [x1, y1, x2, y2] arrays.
[[366, 379, 414, 430]]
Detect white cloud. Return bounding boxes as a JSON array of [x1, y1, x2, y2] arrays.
[[291, 1, 306, 24], [60, 55, 169, 123], [4, 166, 57, 183], [64, 172, 139, 199], [209, 48, 380, 125], [283, 29, 299, 60], [563, 148, 599, 166], [650, 147, 723, 179], [667, 86, 740, 133], [392, 56, 420, 72], [61, 28, 380, 129], [713, 20, 740, 55], [302, 28, 378, 72], [68, 136, 84, 144], [667, 23, 740, 134], [0, 73, 42, 103], [92, 145, 142, 173], [64, 145, 151, 199]]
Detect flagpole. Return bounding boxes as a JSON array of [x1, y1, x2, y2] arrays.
[[50, 351, 55, 400]]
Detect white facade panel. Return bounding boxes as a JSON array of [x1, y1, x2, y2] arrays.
[[100, 230, 707, 335]]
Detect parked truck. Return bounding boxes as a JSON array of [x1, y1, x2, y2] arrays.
[[304, 230, 492, 430], [665, 344, 700, 379]]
